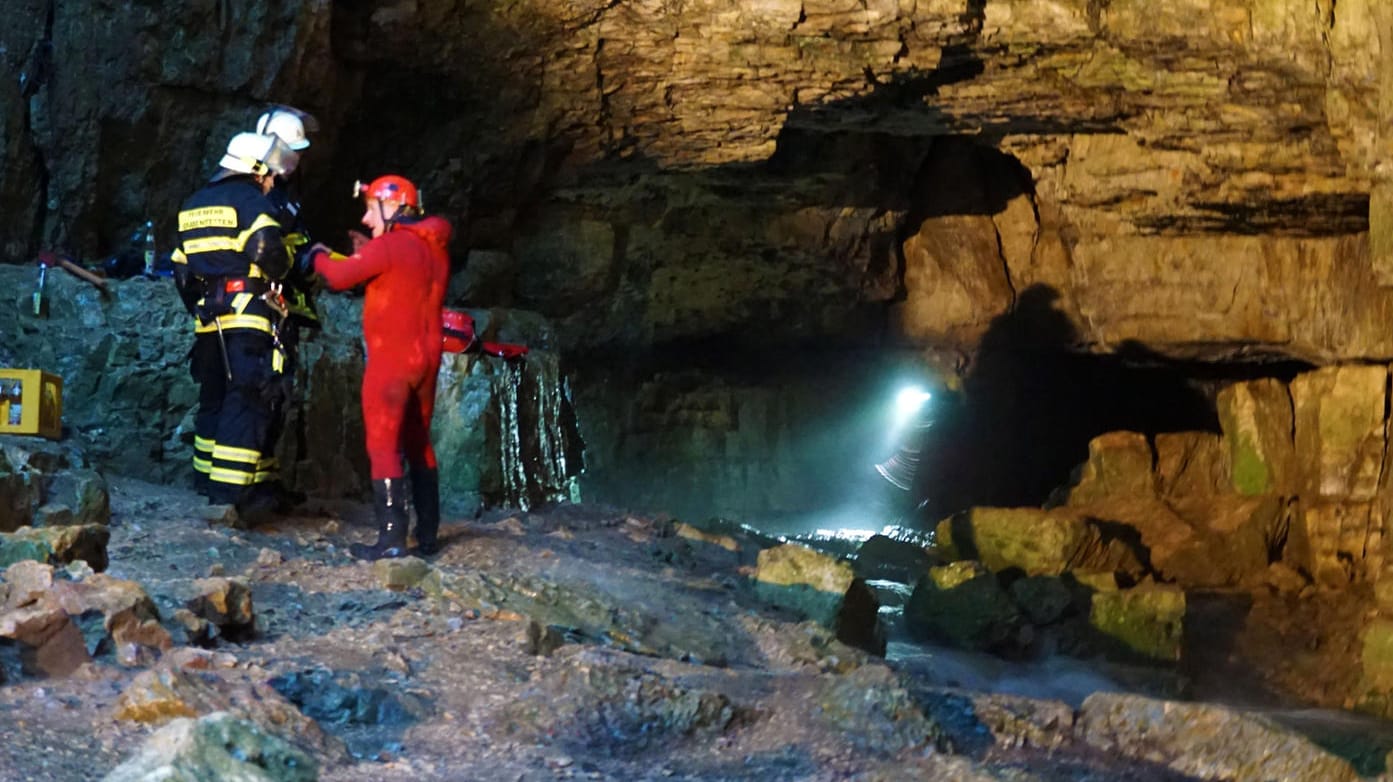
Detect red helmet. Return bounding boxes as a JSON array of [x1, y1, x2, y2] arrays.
[[353, 175, 420, 208]]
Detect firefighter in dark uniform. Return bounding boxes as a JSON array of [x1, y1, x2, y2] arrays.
[[250, 106, 321, 508], [254, 106, 320, 341], [171, 131, 300, 516]]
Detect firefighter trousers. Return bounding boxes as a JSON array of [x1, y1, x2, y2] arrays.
[[190, 329, 286, 502]]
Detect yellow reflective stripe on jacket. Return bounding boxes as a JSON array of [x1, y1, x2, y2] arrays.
[[230, 292, 253, 314], [172, 248, 188, 265], [178, 206, 238, 231], [193, 456, 212, 475], [181, 214, 281, 256]]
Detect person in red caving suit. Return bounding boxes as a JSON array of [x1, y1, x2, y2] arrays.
[[307, 174, 452, 560]]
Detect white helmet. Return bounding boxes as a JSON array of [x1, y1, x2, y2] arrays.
[[218, 132, 299, 178], [255, 106, 312, 151]]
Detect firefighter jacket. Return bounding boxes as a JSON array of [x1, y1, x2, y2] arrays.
[[171, 176, 291, 339], [266, 184, 321, 331]]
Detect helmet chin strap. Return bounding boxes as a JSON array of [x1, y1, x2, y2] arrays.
[[377, 200, 399, 231]]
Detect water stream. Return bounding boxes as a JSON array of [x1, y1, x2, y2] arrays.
[[486, 351, 583, 511]]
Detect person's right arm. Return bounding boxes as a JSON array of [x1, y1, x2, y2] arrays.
[[311, 235, 394, 291]]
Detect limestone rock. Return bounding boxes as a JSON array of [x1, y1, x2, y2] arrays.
[[1088, 585, 1186, 663], [1163, 494, 1285, 589], [852, 533, 939, 584], [113, 666, 347, 763], [183, 578, 256, 642], [1078, 692, 1360, 782], [1063, 431, 1156, 507], [754, 542, 883, 655], [935, 506, 1143, 578], [1154, 431, 1229, 503], [1287, 500, 1384, 587], [102, 711, 317, 782], [1217, 378, 1296, 497], [372, 557, 431, 591], [1291, 365, 1387, 501], [818, 664, 945, 755], [0, 523, 109, 571], [904, 560, 1023, 652]]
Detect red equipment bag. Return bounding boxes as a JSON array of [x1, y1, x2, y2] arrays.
[[481, 342, 529, 359], [442, 308, 529, 360], [442, 308, 478, 353]]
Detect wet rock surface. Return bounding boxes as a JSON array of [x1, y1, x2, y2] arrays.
[[0, 474, 1390, 781]]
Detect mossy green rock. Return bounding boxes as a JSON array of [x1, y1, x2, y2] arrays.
[[935, 507, 1100, 576], [1089, 586, 1185, 663], [1217, 378, 1294, 496], [1357, 619, 1393, 710]]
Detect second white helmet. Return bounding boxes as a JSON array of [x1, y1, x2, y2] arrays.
[[255, 107, 312, 151]]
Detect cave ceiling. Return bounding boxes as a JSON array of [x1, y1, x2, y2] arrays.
[[2, 0, 1392, 365]]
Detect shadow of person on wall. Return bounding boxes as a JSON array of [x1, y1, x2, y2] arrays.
[[907, 283, 1224, 525]]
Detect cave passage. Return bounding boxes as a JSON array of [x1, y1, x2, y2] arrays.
[[900, 349, 1314, 528]]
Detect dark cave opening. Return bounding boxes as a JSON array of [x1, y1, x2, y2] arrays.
[[900, 347, 1315, 528], [572, 333, 1313, 539]]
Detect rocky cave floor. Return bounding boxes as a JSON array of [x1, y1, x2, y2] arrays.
[[4, 476, 1393, 781]]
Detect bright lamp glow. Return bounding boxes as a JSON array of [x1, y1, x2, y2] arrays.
[[892, 386, 932, 425]]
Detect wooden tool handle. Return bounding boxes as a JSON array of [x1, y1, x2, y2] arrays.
[[56, 258, 109, 290]]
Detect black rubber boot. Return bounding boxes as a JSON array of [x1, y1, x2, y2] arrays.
[[350, 478, 409, 560], [410, 467, 441, 556]]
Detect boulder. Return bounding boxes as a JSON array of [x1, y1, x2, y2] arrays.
[[1162, 494, 1284, 588], [852, 533, 940, 584], [1009, 575, 1077, 626], [1064, 431, 1155, 506], [1216, 378, 1296, 497], [102, 711, 317, 782], [1154, 431, 1229, 503], [42, 468, 111, 527], [1088, 585, 1186, 663], [0, 523, 109, 571], [1078, 692, 1360, 782], [1291, 365, 1387, 501], [904, 560, 1023, 652], [754, 543, 883, 655], [1287, 500, 1381, 588], [936, 506, 1144, 578], [113, 666, 347, 763]]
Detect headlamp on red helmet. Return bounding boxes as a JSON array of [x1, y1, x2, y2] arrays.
[[353, 175, 422, 213]]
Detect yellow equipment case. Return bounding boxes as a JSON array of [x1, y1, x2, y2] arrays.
[[0, 369, 62, 440]]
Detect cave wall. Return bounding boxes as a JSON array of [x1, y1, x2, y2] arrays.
[[4, 0, 1393, 523]]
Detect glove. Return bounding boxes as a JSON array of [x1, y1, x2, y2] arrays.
[[301, 243, 331, 275]]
